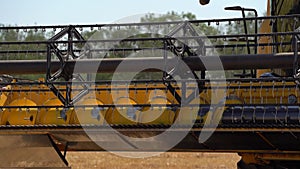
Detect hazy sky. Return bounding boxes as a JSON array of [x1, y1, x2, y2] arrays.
[[0, 0, 267, 25]]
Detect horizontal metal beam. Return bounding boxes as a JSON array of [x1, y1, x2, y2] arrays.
[[1, 126, 300, 152], [1, 14, 299, 30], [0, 53, 297, 74]]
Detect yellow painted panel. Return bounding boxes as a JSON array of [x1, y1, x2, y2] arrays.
[[71, 98, 106, 125], [37, 98, 72, 125], [2, 98, 37, 125], [139, 96, 175, 125], [105, 97, 138, 125]]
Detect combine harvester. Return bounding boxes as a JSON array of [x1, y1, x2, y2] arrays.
[[1, 0, 300, 168]]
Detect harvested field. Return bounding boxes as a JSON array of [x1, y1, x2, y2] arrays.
[[67, 152, 240, 169]]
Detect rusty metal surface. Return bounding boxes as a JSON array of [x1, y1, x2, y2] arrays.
[[0, 134, 69, 168]]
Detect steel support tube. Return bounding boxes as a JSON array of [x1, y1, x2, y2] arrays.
[[0, 53, 296, 74]]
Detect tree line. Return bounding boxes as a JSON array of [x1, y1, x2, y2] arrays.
[[0, 11, 257, 80]]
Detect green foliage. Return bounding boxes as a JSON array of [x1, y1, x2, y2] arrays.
[[141, 11, 196, 22], [223, 12, 259, 78], [0, 27, 47, 60], [226, 12, 256, 35], [0, 10, 257, 80]]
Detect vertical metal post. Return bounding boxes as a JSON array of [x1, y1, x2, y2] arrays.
[[46, 45, 52, 81], [163, 38, 168, 78], [241, 9, 251, 78], [293, 33, 299, 76], [241, 9, 251, 55], [66, 81, 72, 106]]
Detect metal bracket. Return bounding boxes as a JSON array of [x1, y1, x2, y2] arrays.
[[46, 26, 90, 106], [162, 22, 205, 105], [47, 134, 69, 167]]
